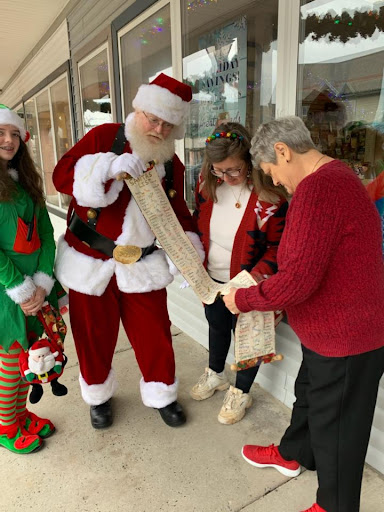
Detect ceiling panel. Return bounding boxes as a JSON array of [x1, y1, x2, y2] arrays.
[[0, 0, 72, 90]]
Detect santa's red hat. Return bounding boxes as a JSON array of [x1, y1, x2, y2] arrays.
[[0, 104, 30, 142], [131, 74, 192, 139], [28, 340, 50, 356]]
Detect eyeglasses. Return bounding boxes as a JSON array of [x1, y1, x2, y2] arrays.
[[142, 111, 174, 131], [210, 165, 244, 178]]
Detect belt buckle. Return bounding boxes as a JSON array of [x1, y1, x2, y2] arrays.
[[113, 245, 142, 264]]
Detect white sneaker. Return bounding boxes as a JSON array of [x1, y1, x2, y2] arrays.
[[190, 368, 230, 400], [218, 385, 252, 425]]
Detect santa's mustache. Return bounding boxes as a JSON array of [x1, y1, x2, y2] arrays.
[[147, 132, 164, 140]]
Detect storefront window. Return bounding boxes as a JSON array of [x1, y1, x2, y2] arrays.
[[79, 47, 112, 134], [24, 99, 42, 173], [119, 4, 172, 118], [24, 74, 74, 210], [50, 76, 73, 208], [181, 0, 279, 208], [36, 90, 58, 206], [297, 1, 384, 191], [15, 105, 25, 123]]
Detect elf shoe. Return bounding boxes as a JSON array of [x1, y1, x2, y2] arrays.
[[18, 410, 56, 439], [0, 422, 42, 454]]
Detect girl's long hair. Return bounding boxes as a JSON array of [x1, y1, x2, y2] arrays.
[[199, 122, 286, 203], [0, 139, 45, 205]]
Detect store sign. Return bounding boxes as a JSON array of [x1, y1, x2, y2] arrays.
[[185, 16, 247, 139]]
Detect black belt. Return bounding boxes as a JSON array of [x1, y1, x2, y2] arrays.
[[68, 211, 156, 260]]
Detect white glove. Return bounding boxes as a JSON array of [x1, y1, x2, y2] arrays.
[[109, 152, 147, 179], [165, 254, 179, 276], [179, 280, 190, 289]]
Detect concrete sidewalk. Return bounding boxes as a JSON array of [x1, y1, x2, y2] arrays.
[[1, 324, 383, 512]]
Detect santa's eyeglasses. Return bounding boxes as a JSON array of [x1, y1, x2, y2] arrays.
[[142, 111, 174, 131]]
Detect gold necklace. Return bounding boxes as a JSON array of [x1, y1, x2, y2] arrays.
[[310, 154, 327, 174], [230, 184, 245, 208]]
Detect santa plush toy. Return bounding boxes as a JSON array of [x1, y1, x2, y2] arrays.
[[19, 338, 65, 384]]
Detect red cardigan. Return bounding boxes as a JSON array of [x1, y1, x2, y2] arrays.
[[236, 160, 384, 357], [194, 181, 288, 280]]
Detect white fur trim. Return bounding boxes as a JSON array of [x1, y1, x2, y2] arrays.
[[79, 369, 118, 406], [132, 84, 189, 140], [140, 377, 178, 408], [0, 109, 26, 141], [32, 271, 55, 295], [115, 197, 154, 247], [54, 236, 115, 296], [55, 236, 173, 295], [165, 253, 179, 276], [186, 231, 205, 262], [115, 249, 173, 293], [7, 168, 18, 181], [6, 275, 36, 304], [73, 152, 124, 207]]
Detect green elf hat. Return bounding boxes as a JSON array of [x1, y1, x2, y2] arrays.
[[0, 104, 29, 142]]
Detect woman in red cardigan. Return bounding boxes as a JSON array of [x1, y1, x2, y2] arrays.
[[224, 116, 384, 512], [190, 122, 287, 424]]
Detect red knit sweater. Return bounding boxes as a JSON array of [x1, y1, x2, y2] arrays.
[[236, 160, 384, 357]]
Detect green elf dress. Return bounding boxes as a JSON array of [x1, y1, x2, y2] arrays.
[[0, 170, 64, 453]]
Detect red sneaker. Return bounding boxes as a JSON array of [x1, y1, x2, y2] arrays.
[[242, 443, 301, 477], [300, 504, 327, 512]]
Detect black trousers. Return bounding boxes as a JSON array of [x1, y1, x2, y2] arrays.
[[205, 296, 260, 393], [279, 344, 384, 512]]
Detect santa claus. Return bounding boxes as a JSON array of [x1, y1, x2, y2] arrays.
[[53, 74, 203, 429]]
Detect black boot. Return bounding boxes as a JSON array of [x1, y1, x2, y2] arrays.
[[29, 384, 44, 404], [50, 378, 68, 396], [90, 399, 113, 429], [158, 401, 186, 427]]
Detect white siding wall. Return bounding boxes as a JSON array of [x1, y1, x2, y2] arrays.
[[167, 276, 384, 475], [0, 21, 69, 107]]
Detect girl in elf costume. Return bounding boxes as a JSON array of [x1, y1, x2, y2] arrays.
[[0, 104, 65, 454]]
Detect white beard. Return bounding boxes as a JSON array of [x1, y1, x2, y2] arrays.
[[126, 115, 175, 164], [28, 354, 56, 374]]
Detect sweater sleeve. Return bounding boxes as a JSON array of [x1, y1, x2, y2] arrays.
[[52, 124, 120, 199], [236, 173, 343, 312], [0, 206, 36, 302]]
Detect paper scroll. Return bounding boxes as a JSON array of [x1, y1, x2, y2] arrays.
[[125, 169, 278, 368]]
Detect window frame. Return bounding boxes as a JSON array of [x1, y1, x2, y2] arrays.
[[77, 42, 113, 136], [21, 67, 74, 212]]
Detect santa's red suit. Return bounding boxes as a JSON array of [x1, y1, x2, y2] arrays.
[[52, 122, 201, 408]]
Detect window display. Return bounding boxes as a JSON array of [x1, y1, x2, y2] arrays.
[[181, 0, 279, 208], [297, 1, 384, 187]]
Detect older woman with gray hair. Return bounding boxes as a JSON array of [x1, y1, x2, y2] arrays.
[[223, 116, 384, 512]]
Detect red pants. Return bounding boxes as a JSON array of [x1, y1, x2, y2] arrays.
[[69, 276, 175, 388]]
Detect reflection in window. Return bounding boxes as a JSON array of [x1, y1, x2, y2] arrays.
[[119, 4, 172, 118], [182, 0, 278, 208], [36, 91, 59, 206], [79, 48, 112, 134], [297, 1, 384, 187], [24, 99, 42, 173], [51, 77, 73, 208]]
